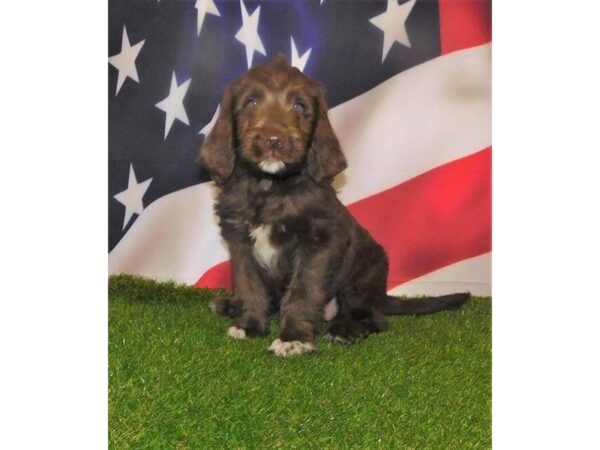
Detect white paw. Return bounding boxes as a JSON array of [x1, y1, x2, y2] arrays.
[[268, 338, 316, 357], [209, 300, 218, 314], [227, 326, 247, 340]]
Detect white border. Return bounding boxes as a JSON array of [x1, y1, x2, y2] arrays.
[[1, 1, 107, 448], [494, 0, 600, 446]]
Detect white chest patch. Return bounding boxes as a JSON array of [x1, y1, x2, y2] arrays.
[[250, 224, 279, 271]]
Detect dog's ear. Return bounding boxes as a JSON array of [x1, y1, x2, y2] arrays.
[[197, 86, 236, 185], [307, 90, 347, 185]]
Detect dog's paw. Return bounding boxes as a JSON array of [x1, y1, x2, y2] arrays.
[[268, 338, 316, 357], [227, 326, 247, 340], [325, 320, 369, 345], [323, 332, 361, 345]]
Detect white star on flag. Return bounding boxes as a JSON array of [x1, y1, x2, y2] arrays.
[[195, 0, 220, 37], [155, 72, 191, 139], [235, 0, 266, 69], [290, 37, 311, 73], [113, 163, 153, 230], [199, 105, 221, 137], [369, 0, 416, 62], [108, 25, 145, 95]]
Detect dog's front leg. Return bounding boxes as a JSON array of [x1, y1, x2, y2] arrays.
[[268, 247, 341, 357], [218, 242, 271, 339]]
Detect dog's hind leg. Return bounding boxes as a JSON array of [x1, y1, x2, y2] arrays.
[[324, 259, 389, 345], [324, 298, 389, 345]]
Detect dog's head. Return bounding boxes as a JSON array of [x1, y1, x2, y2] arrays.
[[198, 55, 346, 185]]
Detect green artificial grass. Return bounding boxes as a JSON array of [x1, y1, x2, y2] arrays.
[[109, 274, 491, 449]]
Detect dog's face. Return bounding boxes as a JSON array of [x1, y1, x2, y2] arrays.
[[234, 58, 315, 177], [199, 55, 346, 185]]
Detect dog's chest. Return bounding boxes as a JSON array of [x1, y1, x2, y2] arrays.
[[250, 224, 280, 272], [243, 180, 299, 272]]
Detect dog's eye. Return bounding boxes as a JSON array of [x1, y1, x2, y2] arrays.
[[243, 98, 258, 109], [293, 101, 308, 113]]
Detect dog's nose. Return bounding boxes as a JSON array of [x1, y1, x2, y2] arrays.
[[266, 134, 283, 149], [255, 126, 286, 151]]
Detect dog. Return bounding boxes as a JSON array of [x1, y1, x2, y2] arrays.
[[198, 55, 469, 357]]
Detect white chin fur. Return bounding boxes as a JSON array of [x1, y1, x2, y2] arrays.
[[259, 160, 285, 174]]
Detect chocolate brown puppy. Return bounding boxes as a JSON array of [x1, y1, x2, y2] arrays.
[[198, 55, 469, 357]]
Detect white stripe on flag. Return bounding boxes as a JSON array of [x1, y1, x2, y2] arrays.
[[109, 182, 228, 282], [109, 43, 491, 284], [332, 43, 491, 204], [387, 253, 491, 297]]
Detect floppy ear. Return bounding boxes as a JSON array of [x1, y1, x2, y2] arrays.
[[307, 93, 347, 185], [197, 87, 236, 185]]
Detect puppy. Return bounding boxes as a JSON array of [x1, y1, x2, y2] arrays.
[[199, 55, 469, 357]]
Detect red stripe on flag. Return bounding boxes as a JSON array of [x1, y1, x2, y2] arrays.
[[195, 148, 491, 290], [438, 0, 492, 55], [195, 260, 231, 289], [347, 147, 491, 289]]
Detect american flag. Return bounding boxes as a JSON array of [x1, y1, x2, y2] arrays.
[[109, 0, 491, 296]]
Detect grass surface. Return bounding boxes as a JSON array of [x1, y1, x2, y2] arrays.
[[109, 275, 491, 449]]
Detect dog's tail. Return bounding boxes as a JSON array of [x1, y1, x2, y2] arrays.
[[381, 293, 470, 316]]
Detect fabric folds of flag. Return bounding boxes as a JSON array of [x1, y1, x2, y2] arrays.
[[109, 0, 492, 296]]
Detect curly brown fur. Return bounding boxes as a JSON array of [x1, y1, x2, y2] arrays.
[[198, 55, 469, 356]]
